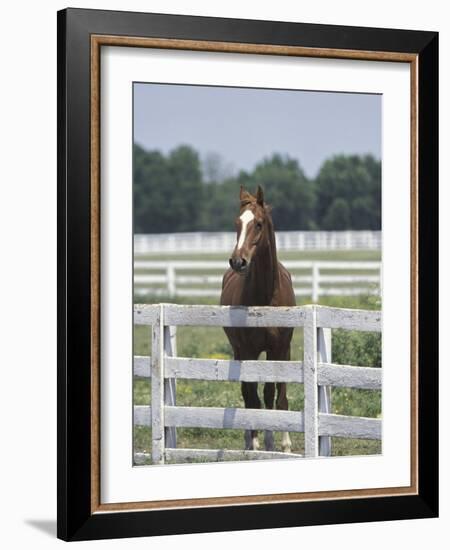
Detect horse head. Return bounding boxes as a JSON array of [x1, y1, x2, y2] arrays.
[[229, 185, 273, 275]]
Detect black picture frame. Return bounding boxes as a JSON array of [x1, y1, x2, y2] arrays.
[[57, 7, 438, 541]]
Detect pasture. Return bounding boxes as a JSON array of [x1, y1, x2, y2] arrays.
[[134, 249, 382, 301], [133, 249, 382, 463]]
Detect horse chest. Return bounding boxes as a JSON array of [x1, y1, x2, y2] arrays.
[[224, 326, 289, 358]]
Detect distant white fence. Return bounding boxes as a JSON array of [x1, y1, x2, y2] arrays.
[[135, 230, 381, 255], [134, 303, 382, 465], [134, 260, 381, 302]]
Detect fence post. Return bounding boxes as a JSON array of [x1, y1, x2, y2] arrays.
[[151, 304, 165, 464], [304, 305, 319, 457], [167, 264, 176, 297], [318, 327, 332, 456], [164, 325, 177, 449], [312, 263, 319, 303]]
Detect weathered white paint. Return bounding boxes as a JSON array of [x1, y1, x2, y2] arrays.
[[134, 355, 151, 378], [318, 327, 332, 456], [151, 305, 165, 464], [319, 413, 382, 440], [164, 325, 177, 449], [134, 405, 306, 434], [165, 448, 303, 462], [134, 304, 380, 330], [134, 405, 151, 426], [133, 304, 159, 325], [237, 209, 255, 250], [315, 306, 381, 332], [164, 406, 305, 432], [318, 363, 382, 390], [163, 304, 308, 327], [133, 356, 381, 390], [133, 452, 151, 465], [164, 357, 304, 383], [133, 449, 304, 464], [303, 306, 319, 458]]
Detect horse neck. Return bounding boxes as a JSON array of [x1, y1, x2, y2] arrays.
[[245, 222, 279, 305]]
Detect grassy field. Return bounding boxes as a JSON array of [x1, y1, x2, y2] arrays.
[[136, 249, 381, 262], [133, 250, 382, 464]]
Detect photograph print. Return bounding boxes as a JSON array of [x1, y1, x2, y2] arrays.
[[133, 82, 382, 466]]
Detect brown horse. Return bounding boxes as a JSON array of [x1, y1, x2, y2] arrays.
[[220, 185, 296, 452]]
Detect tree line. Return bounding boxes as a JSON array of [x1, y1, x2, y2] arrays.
[[134, 143, 381, 234]]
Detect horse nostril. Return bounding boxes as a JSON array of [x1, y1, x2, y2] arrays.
[[230, 257, 247, 272]]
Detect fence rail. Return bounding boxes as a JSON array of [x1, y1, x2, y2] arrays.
[[135, 230, 381, 255], [134, 260, 381, 302], [133, 303, 382, 465]]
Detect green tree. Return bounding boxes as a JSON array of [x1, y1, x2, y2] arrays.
[[133, 144, 170, 233], [322, 198, 351, 230], [315, 154, 381, 230], [200, 178, 242, 231], [133, 144, 203, 233], [133, 144, 381, 233], [244, 154, 316, 230], [167, 146, 204, 232]]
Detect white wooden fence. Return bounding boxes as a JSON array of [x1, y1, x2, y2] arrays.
[[133, 303, 382, 465], [135, 231, 381, 255], [134, 261, 381, 302]]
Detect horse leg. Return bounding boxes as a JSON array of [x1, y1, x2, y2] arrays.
[[263, 383, 275, 451], [241, 381, 261, 450], [269, 346, 292, 453], [276, 382, 292, 452]]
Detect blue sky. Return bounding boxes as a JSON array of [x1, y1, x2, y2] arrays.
[[134, 83, 381, 179]]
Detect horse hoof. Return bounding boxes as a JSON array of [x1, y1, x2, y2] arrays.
[[281, 432, 292, 453], [244, 431, 260, 450]]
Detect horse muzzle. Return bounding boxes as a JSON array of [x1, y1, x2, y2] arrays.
[[229, 256, 249, 274]]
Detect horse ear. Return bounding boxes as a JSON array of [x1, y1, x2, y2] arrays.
[[256, 185, 264, 206], [240, 185, 253, 204]]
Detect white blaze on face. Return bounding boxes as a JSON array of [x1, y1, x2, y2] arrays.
[[237, 209, 254, 250]]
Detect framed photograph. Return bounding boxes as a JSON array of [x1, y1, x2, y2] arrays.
[[57, 8, 438, 541]]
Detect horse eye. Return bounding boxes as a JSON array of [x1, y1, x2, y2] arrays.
[[256, 222, 263, 230]]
